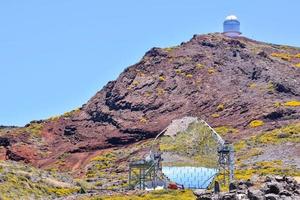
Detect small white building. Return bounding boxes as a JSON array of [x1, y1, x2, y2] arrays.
[[223, 15, 241, 37]]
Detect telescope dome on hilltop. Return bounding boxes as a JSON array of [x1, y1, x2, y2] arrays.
[[225, 15, 238, 20], [223, 15, 241, 37]]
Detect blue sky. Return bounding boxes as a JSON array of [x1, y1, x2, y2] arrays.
[[0, 0, 299, 126]]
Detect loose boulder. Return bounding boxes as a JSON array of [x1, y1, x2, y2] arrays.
[[195, 176, 300, 200]]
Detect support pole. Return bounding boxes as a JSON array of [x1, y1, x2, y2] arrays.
[[129, 166, 132, 189], [139, 167, 142, 190], [229, 145, 234, 182]]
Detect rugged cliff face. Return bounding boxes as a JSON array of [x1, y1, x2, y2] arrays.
[[0, 33, 299, 171]]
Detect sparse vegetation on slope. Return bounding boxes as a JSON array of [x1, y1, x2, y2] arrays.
[[214, 126, 238, 136], [79, 190, 196, 200], [0, 161, 79, 199], [233, 122, 300, 180]]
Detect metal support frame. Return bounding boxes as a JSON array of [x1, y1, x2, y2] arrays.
[[218, 141, 234, 185], [128, 152, 162, 190]]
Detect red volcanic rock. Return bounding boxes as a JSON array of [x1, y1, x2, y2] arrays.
[[7, 144, 40, 163], [2, 33, 300, 170], [0, 147, 7, 160]]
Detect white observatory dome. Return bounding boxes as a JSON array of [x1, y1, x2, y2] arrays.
[[225, 15, 238, 21], [223, 15, 241, 38]]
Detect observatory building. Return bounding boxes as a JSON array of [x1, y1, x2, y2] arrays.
[[223, 15, 241, 37]]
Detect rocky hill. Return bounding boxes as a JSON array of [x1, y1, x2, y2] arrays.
[[0, 33, 300, 178]]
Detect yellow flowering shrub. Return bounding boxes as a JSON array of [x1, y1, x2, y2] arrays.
[[175, 69, 182, 74], [186, 74, 193, 78], [274, 102, 281, 108], [294, 63, 300, 68], [217, 104, 224, 111], [284, 100, 300, 107], [132, 80, 140, 86], [215, 126, 238, 136], [164, 47, 174, 52], [139, 117, 148, 123], [248, 83, 256, 88], [159, 76, 166, 81], [196, 63, 204, 69], [208, 68, 215, 74], [234, 141, 246, 151], [249, 120, 264, 128], [211, 113, 220, 118], [157, 88, 165, 96], [294, 53, 300, 58], [271, 52, 292, 61]]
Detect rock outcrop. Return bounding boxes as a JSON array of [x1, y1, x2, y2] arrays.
[[194, 176, 300, 200]]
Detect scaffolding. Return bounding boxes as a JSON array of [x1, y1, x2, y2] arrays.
[[128, 152, 163, 190], [218, 141, 235, 185]]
